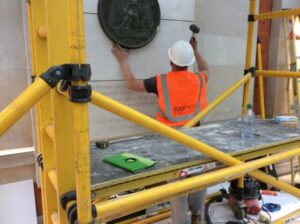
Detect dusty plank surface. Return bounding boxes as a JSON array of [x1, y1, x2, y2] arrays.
[[90, 120, 300, 185]]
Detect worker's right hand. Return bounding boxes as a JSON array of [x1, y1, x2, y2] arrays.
[[190, 37, 198, 51], [111, 43, 128, 65]]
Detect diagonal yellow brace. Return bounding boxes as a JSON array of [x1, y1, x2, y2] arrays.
[[184, 73, 252, 128], [90, 90, 300, 197], [272, 208, 300, 224], [0, 78, 51, 136]]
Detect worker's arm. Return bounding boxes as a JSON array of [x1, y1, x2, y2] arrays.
[[190, 37, 209, 77], [111, 44, 146, 92]]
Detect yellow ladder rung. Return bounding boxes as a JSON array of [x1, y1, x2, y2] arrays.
[[48, 169, 58, 192], [37, 25, 48, 39], [45, 125, 55, 142], [51, 211, 59, 224]]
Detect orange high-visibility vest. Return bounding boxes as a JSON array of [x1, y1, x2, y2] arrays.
[[156, 71, 207, 127]]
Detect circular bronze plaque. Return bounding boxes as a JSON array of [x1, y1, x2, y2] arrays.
[[97, 0, 161, 49]]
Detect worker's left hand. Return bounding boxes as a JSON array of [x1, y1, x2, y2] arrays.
[[111, 43, 128, 65]]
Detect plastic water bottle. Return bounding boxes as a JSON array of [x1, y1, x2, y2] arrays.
[[241, 104, 255, 138]]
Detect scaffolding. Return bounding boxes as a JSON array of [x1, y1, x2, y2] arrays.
[[1, 1, 300, 223]]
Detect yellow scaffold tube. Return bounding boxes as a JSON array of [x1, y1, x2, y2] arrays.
[[90, 91, 300, 197], [0, 77, 51, 136], [255, 8, 300, 21], [256, 70, 300, 78], [257, 41, 266, 120], [67, 0, 92, 220], [72, 92, 92, 223], [94, 147, 300, 222], [243, 0, 256, 112], [273, 208, 300, 224], [184, 73, 251, 128]]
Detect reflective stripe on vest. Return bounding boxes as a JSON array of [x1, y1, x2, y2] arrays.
[[157, 73, 203, 122]]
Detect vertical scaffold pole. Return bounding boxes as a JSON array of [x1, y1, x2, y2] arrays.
[[27, 1, 57, 223], [240, 0, 257, 210], [243, 0, 257, 112], [28, 0, 91, 223], [44, 0, 92, 223], [68, 0, 92, 222], [257, 38, 266, 119], [42, 0, 77, 221]]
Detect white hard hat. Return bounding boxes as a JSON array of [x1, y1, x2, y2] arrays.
[[168, 40, 195, 67]]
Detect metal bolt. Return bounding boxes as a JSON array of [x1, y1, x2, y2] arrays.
[[55, 70, 62, 76]]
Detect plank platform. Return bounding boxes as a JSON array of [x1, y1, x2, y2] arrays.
[[90, 120, 300, 189]]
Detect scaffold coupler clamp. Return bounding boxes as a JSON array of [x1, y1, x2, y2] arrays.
[[248, 14, 255, 22], [40, 64, 92, 103], [257, 37, 261, 44], [60, 191, 97, 224], [244, 67, 256, 77], [40, 66, 67, 88], [36, 153, 43, 170], [62, 64, 92, 103]]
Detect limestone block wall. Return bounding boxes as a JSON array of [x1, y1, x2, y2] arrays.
[[0, 0, 35, 185], [84, 0, 196, 140], [0, 0, 258, 145], [194, 0, 257, 122], [85, 0, 257, 140], [0, 0, 33, 150]]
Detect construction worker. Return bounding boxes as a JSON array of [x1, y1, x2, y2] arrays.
[[112, 37, 208, 224]]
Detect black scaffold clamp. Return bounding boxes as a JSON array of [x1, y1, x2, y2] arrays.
[[40, 64, 92, 103], [60, 191, 97, 224], [244, 67, 256, 77]]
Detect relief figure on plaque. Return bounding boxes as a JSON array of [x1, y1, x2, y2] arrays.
[[108, 0, 154, 39]]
